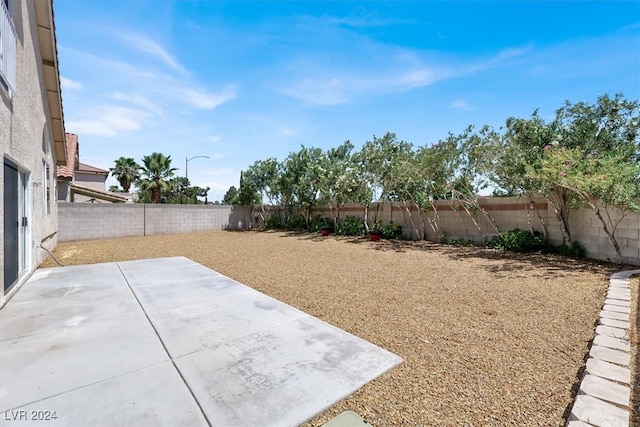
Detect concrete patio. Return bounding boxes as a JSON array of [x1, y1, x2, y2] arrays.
[[0, 257, 401, 426]]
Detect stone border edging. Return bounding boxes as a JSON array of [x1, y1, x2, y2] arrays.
[[567, 269, 640, 427]]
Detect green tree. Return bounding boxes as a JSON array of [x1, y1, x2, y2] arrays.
[[222, 186, 238, 204], [236, 171, 261, 206], [358, 132, 413, 229], [110, 157, 140, 193], [533, 95, 640, 261], [279, 146, 325, 227], [137, 152, 178, 203]]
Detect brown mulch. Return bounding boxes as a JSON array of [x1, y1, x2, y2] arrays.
[[40, 230, 623, 426]]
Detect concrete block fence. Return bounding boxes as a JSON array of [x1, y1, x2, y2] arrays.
[[58, 203, 252, 242], [264, 197, 639, 266], [57, 198, 639, 265]]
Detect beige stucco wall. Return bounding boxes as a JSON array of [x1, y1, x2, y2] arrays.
[[1, 0, 59, 306], [74, 172, 107, 190]]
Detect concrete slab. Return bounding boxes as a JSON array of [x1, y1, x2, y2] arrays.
[[592, 335, 630, 352], [175, 316, 400, 427], [0, 311, 169, 412], [599, 310, 629, 322], [579, 375, 630, 406], [606, 293, 630, 302], [603, 298, 631, 308], [0, 257, 402, 427], [0, 263, 140, 341], [570, 394, 629, 427], [602, 304, 631, 314], [322, 411, 371, 426], [598, 317, 631, 329], [0, 362, 207, 427], [115, 256, 222, 288], [595, 325, 628, 340], [586, 358, 631, 384], [589, 345, 631, 366]]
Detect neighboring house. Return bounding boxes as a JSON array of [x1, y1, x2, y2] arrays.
[[1, 0, 66, 305], [57, 133, 128, 203]]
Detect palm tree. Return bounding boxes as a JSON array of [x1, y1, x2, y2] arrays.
[[110, 157, 140, 193], [138, 152, 177, 203]]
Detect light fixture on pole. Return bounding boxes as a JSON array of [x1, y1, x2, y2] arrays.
[[185, 155, 210, 181], [184, 155, 210, 205]]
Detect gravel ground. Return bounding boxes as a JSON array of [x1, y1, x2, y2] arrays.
[[40, 230, 622, 426]]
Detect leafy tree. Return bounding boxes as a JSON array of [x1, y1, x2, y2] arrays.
[[236, 171, 260, 206], [222, 186, 238, 205], [137, 152, 178, 203], [110, 157, 140, 193], [500, 111, 576, 243], [449, 125, 502, 237], [358, 132, 413, 229], [108, 185, 121, 193], [280, 146, 325, 227]]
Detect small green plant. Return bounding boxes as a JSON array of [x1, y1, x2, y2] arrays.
[[265, 213, 281, 230], [452, 237, 474, 247], [381, 222, 403, 239], [308, 215, 332, 232], [285, 214, 306, 231], [487, 228, 544, 252], [555, 241, 586, 259], [337, 215, 365, 236], [439, 231, 450, 244]]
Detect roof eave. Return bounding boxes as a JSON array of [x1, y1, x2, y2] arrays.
[[35, 0, 66, 166]]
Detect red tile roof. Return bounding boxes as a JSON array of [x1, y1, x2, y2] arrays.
[[57, 133, 78, 180], [77, 162, 109, 174]]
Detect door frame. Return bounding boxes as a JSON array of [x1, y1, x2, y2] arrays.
[[3, 157, 31, 293]]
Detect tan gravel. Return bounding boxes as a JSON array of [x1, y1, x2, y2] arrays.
[[40, 230, 621, 426]]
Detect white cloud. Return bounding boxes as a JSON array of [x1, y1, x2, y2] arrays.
[[106, 92, 164, 117], [120, 33, 186, 74], [66, 106, 150, 137], [450, 99, 475, 111], [281, 77, 348, 106], [276, 126, 297, 136], [60, 76, 83, 90], [180, 86, 237, 110]]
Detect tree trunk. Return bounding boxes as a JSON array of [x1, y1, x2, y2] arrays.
[[592, 205, 623, 263]]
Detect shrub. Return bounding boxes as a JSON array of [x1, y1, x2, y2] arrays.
[[337, 215, 365, 236], [265, 213, 281, 230], [285, 214, 306, 231], [487, 228, 545, 252], [308, 215, 333, 232], [381, 222, 403, 240], [452, 237, 475, 247], [555, 241, 586, 259]]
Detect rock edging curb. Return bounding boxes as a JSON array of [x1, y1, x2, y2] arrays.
[[567, 269, 640, 427]]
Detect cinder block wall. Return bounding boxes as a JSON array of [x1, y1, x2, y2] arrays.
[[58, 203, 252, 242], [268, 197, 639, 266]]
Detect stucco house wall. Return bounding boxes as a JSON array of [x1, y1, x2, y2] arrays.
[[0, 0, 66, 307]]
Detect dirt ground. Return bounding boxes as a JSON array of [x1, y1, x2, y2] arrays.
[[40, 230, 624, 426]]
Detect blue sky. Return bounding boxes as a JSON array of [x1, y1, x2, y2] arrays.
[[54, 1, 640, 202]]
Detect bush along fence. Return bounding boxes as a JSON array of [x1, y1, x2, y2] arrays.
[[252, 197, 639, 266]]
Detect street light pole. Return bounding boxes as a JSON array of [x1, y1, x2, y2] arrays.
[[185, 155, 210, 181], [185, 155, 210, 204]]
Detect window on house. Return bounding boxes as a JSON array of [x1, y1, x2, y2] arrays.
[[1, 0, 17, 96], [43, 161, 50, 214]]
